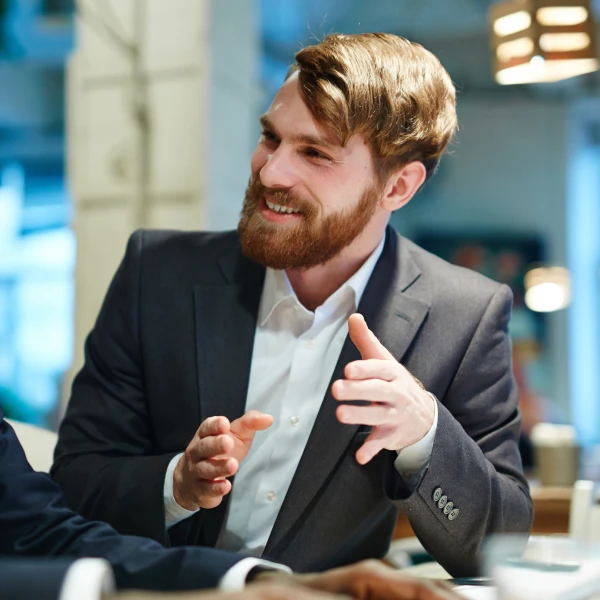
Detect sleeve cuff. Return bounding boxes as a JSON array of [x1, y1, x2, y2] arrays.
[[164, 452, 199, 528], [59, 559, 115, 600], [219, 558, 293, 592], [394, 394, 438, 489]]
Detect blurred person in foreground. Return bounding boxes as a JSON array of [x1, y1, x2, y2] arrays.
[[0, 405, 459, 600], [52, 33, 532, 576]]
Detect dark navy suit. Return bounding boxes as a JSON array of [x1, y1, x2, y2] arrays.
[[0, 405, 242, 599]]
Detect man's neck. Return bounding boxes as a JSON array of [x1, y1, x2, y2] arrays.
[[285, 230, 385, 312]]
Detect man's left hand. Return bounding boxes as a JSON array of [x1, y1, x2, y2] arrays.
[[332, 313, 435, 465]]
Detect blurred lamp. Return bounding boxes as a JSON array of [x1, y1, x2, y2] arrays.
[[489, 0, 599, 84], [524, 266, 571, 312]]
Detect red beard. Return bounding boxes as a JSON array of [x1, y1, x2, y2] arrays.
[[238, 176, 381, 270]]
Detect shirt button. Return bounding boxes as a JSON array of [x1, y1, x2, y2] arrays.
[[290, 416, 299, 426], [432, 487, 443, 502], [438, 495, 448, 509], [448, 508, 460, 521], [266, 490, 276, 502], [305, 340, 314, 349]]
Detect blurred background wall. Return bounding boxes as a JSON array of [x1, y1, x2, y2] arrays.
[[0, 0, 598, 460]]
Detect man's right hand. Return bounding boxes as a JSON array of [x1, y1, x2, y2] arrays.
[[173, 410, 274, 510]]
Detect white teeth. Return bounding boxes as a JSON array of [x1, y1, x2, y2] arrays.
[[266, 199, 301, 214]]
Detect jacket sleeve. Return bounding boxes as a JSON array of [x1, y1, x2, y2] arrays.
[[0, 559, 74, 600], [385, 284, 533, 577], [50, 230, 188, 544], [0, 412, 242, 591]]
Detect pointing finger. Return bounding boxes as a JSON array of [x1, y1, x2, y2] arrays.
[[348, 313, 394, 361]]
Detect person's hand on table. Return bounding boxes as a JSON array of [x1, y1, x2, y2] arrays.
[[254, 560, 460, 599], [332, 313, 436, 465], [173, 410, 273, 510]]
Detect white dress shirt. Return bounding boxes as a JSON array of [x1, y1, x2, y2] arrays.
[[164, 233, 438, 555]]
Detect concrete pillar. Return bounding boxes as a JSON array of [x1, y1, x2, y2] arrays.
[[64, 0, 259, 408]]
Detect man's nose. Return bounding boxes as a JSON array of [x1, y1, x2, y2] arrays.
[[259, 147, 296, 189]]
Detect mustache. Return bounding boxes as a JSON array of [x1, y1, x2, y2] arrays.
[[246, 178, 316, 215]]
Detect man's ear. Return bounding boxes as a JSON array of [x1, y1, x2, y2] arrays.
[[380, 161, 427, 212]]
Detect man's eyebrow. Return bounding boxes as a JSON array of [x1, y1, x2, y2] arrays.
[[259, 115, 339, 150]]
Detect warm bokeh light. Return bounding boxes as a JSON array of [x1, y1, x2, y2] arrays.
[[496, 57, 599, 84], [496, 37, 535, 61], [524, 266, 571, 312], [493, 10, 532, 36], [490, 0, 598, 84], [539, 32, 591, 52], [536, 5, 588, 25]]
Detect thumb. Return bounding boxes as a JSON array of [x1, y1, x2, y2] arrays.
[[348, 313, 394, 360], [231, 410, 274, 438]]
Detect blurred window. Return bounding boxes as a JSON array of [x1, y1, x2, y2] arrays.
[[0, 162, 74, 428], [0, 0, 74, 428]]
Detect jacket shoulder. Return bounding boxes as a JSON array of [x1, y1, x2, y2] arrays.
[[400, 236, 510, 306], [120, 229, 243, 286], [134, 229, 238, 256]]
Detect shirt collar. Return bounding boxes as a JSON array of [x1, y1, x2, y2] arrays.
[[259, 232, 386, 326]]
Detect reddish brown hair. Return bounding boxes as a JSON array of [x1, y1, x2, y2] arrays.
[[288, 33, 457, 182]]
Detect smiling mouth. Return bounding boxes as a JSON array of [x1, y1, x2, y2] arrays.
[[265, 198, 302, 215]]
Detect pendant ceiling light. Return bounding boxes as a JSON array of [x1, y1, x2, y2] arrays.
[[489, 0, 599, 85]]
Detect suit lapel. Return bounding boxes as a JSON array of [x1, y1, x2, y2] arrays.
[[194, 243, 265, 546], [264, 228, 431, 556]]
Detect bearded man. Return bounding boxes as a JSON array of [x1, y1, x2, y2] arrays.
[[52, 33, 532, 577]]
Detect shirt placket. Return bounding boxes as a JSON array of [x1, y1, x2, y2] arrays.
[[244, 302, 315, 550]]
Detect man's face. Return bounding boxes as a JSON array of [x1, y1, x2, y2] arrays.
[[238, 75, 384, 270]]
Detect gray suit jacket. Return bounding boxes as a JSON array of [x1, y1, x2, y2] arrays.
[[52, 227, 532, 577]]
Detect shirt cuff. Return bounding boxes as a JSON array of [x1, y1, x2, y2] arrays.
[[59, 559, 115, 600], [219, 557, 293, 592], [164, 452, 199, 528], [394, 394, 438, 490]]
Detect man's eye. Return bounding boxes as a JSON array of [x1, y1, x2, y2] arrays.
[[304, 148, 331, 161], [261, 131, 278, 143]]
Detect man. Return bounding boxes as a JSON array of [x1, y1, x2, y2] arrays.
[[52, 33, 532, 576], [0, 405, 458, 600]]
